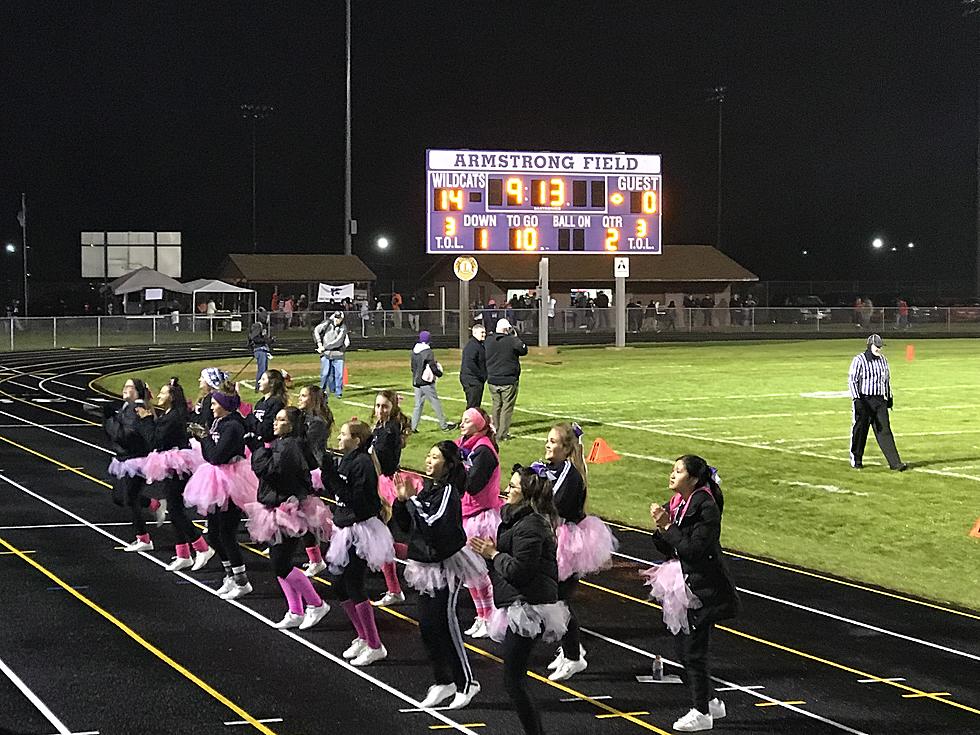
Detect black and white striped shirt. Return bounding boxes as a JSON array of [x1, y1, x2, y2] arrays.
[[848, 351, 891, 399]]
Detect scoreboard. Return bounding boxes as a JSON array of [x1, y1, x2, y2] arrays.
[[426, 149, 661, 255]]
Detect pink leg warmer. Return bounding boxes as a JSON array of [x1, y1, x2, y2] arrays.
[[286, 567, 323, 607], [136, 533, 151, 544], [355, 601, 382, 649], [381, 561, 402, 595], [342, 600, 365, 640], [469, 577, 494, 620], [305, 545, 323, 564], [278, 576, 304, 615], [191, 536, 209, 553], [175, 543, 191, 559]]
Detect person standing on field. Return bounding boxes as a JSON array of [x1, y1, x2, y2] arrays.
[[848, 334, 908, 471], [314, 311, 348, 400], [411, 331, 456, 432], [460, 322, 487, 409], [485, 318, 527, 441]]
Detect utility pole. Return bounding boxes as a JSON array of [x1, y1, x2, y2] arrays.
[[967, 1, 980, 295], [17, 193, 28, 316], [708, 85, 727, 254], [344, 0, 353, 255], [240, 103, 274, 253]]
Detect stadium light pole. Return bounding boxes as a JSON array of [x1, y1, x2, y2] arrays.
[[966, 1, 980, 295], [344, 0, 353, 256], [708, 85, 727, 253], [240, 103, 275, 254]]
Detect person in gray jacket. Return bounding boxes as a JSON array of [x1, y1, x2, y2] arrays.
[[411, 330, 456, 432], [314, 311, 349, 399], [485, 318, 528, 441]]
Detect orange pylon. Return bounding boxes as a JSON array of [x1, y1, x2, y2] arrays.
[[905, 344, 915, 361], [343, 365, 350, 386], [587, 437, 621, 464], [969, 518, 980, 540]]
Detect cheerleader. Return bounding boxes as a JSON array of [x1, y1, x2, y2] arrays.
[[140, 378, 212, 572], [320, 419, 394, 666], [184, 383, 258, 600], [391, 441, 485, 710], [104, 378, 162, 552], [192, 367, 227, 433], [298, 384, 334, 577], [244, 407, 332, 630], [540, 422, 618, 682], [469, 465, 569, 735], [455, 407, 501, 638], [246, 369, 289, 443], [643, 456, 739, 732], [371, 389, 416, 606]]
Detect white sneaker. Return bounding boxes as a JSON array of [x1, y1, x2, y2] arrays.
[[673, 708, 713, 732], [351, 644, 387, 667], [464, 618, 483, 636], [548, 657, 587, 682], [343, 638, 368, 660], [708, 698, 726, 720], [548, 644, 586, 670], [215, 576, 235, 596], [153, 499, 168, 527], [273, 612, 304, 629], [123, 539, 153, 552], [191, 546, 215, 571], [446, 681, 481, 710], [303, 560, 327, 577], [371, 590, 406, 607], [419, 683, 456, 708], [164, 556, 194, 572], [299, 602, 330, 630], [221, 581, 253, 600], [467, 618, 490, 639]]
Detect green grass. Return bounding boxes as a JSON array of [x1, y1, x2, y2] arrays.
[[96, 338, 980, 610]]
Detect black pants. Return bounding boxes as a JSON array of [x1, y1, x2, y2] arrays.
[[269, 536, 300, 578], [462, 382, 484, 410], [674, 619, 714, 714], [557, 577, 581, 661], [503, 630, 544, 735], [113, 475, 150, 535], [329, 552, 368, 603], [850, 396, 902, 468], [418, 579, 473, 690], [206, 505, 243, 567], [163, 476, 201, 545]]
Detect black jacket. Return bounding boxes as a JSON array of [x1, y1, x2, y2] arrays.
[[485, 332, 528, 385], [371, 419, 402, 476], [490, 504, 558, 606], [247, 395, 285, 443], [193, 394, 215, 432], [321, 446, 380, 527], [104, 403, 152, 460], [140, 409, 190, 452], [252, 436, 312, 507], [305, 415, 330, 467], [248, 321, 269, 349], [200, 412, 246, 466], [549, 460, 586, 524], [462, 445, 498, 497], [411, 343, 443, 387], [392, 478, 466, 563], [652, 490, 739, 627], [459, 337, 487, 387]]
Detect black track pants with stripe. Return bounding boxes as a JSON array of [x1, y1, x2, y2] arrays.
[[417, 577, 473, 691], [850, 395, 902, 468]]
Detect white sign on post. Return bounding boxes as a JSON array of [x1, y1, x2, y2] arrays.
[[317, 283, 355, 302], [614, 257, 630, 278]]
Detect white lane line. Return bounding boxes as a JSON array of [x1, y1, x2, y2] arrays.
[[579, 627, 869, 735], [611, 550, 980, 663], [223, 718, 283, 726], [0, 653, 74, 735], [0, 471, 483, 735], [0, 522, 171, 530], [715, 685, 765, 692], [6, 380, 39, 391], [0, 410, 113, 455], [857, 677, 906, 684], [49, 380, 89, 392], [0, 423, 92, 428], [559, 695, 613, 701]]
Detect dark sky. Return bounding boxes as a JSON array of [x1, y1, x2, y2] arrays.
[[0, 1, 976, 291]]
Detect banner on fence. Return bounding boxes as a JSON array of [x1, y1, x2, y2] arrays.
[[317, 283, 355, 302]]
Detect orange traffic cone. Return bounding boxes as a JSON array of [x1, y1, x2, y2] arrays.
[[905, 344, 915, 361], [587, 437, 621, 464], [343, 365, 350, 386], [969, 518, 980, 540]]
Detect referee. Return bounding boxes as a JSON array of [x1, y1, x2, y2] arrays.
[[848, 334, 908, 471]]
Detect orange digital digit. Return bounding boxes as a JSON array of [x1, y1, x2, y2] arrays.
[[604, 227, 620, 251], [523, 227, 538, 250], [476, 228, 489, 250], [506, 177, 524, 205], [636, 219, 648, 237], [610, 192, 624, 205], [444, 217, 457, 237], [435, 188, 464, 211], [549, 178, 564, 207], [641, 190, 658, 213]]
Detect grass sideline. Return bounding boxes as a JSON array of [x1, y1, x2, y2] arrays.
[[97, 339, 980, 610]]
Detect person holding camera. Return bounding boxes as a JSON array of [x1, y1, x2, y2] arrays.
[[314, 310, 349, 400], [485, 318, 528, 441], [848, 334, 908, 471]]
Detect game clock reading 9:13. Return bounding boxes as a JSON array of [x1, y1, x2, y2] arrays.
[[426, 149, 662, 254]]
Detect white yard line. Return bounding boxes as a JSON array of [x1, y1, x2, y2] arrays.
[[0, 654, 73, 735]]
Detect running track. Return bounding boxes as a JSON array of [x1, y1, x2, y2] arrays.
[[0, 346, 977, 735]]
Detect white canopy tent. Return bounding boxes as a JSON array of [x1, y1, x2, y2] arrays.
[[110, 267, 190, 296], [184, 279, 258, 331]]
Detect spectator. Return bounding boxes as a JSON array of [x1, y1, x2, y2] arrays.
[[663, 300, 676, 331], [248, 309, 272, 384], [314, 311, 348, 399], [206, 299, 217, 317], [853, 297, 863, 327], [896, 298, 909, 330], [729, 294, 741, 326], [284, 295, 294, 329], [460, 322, 488, 409], [743, 294, 757, 326], [407, 293, 421, 331], [485, 318, 528, 441], [627, 298, 643, 333], [862, 297, 874, 328], [392, 291, 403, 329], [700, 295, 715, 328], [595, 290, 610, 329], [411, 331, 455, 432]]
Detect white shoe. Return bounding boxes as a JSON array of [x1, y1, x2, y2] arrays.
[[299, 602, 330, 630], [446, 681, 481, 710], [708, 698, 726, 720], [673, 708, 713, 732], [467, 618, 490, 639], [548, 657, 587, 682], [371, 590, 405, 607], [419, 683, 456, 708], [303, 560, 327, 577], [273, 612, 304, 629], [463, 618, 483, 636], [221, 581, 253, 600], [164, 556, 194, 572], [343, 638, 368, 660], [351, 644, 387, 667], [215, 576, 235, 596], [191, 546, 215, 571], [153, 499, 168, 527], [548, 644, 586, 670], [123, 539, 153, 552]]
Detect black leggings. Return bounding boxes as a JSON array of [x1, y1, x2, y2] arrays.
[[163, 476, 201, 545], [673, 619, 715, 714], [206, 505, 243, 567], [328, 552, 368, 603], [418, 579, 473, 690], [503, 629, 543, 734], [268, 536, 300, 578], [557, 577, 581, 661]]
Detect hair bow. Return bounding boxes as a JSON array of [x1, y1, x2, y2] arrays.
[[709, 466, 721, 485], [529, 461, 557, 481], [571, 422, 584, 443]]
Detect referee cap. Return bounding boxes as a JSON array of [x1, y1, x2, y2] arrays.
[[867, 334, 883, 348]]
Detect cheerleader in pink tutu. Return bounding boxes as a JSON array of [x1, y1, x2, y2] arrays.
[[454, 407, 502, 638], [244, 407, 331, 630], [298, 384, 334, 577], [185, 383, 258, 600], [319, 419, 394, 666], [643, 456, 739, 733], [140, 378, 212, 572], [189, 368, 227, 458], [391, 440, 485, 710], [538, 422, 619, 682]]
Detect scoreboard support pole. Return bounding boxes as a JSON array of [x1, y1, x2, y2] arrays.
[[538, 257, 550, 348], [458, 278, 469, 349], [615, 276, 626, 348]]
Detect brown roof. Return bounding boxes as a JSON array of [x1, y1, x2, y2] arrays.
[[420, 244, 757, 283], [219, 254, 376, 283]]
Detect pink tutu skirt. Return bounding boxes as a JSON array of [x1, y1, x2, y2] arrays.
[[641, 560, 702, 635], [463, 508, 501, 542], [404, 546, 488, 597], [557, 515, 619, 581], [244, 495, 334, 545], [142, 448, 204, 484], [488, 601, 571, 644], [108, 456, 146, 479], [326, 517, 394, 574], [377, 471, 424, 505], [310, 467, 323, 491], [183, 459, 258, 515]]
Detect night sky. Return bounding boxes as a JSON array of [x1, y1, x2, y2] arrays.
[[0, 1, 976, 297]]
